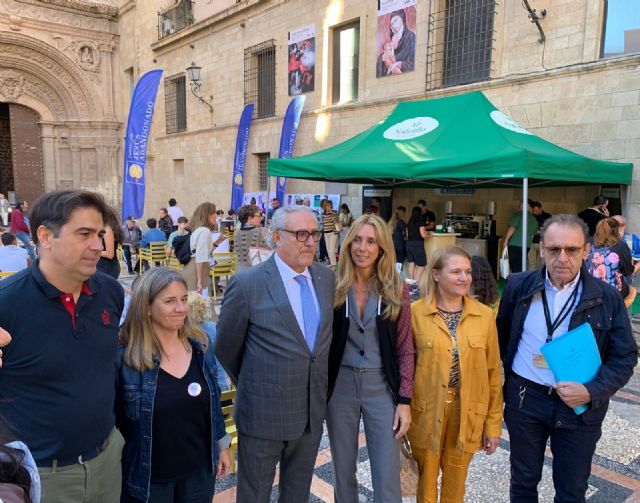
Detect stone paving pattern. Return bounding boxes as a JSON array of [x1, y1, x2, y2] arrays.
[[212, 319, 640, 503]]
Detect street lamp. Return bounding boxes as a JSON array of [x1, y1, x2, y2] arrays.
[[185, 61, 213, 114]]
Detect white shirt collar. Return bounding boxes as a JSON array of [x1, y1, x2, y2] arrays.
[[274, 251, 311, 282], [544, 269, 580, 293]]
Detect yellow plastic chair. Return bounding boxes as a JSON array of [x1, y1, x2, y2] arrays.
[[167, 256, 182, 270], [116, 244, 128, 274], [139, 241, 168, 273], [220, 389, 238, 474], [223, 228, 235, 252], [210, 252, 238, 303]]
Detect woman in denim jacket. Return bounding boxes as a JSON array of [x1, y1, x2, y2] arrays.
[[116, 268, 231, 502]]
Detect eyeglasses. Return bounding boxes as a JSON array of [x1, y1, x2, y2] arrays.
[[279, 229, 322, 242], [543, 246, 585, 258]]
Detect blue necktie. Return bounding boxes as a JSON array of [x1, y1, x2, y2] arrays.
[[294, 275, 319, 351]]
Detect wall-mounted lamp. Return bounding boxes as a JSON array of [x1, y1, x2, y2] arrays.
[[522, 0, 546, 44], [185, 61, 213, 114]]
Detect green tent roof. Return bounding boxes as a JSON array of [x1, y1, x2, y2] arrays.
[[268, 91, 632, 188]]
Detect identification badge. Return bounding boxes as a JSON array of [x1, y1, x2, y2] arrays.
[[532, 353, 549, 369]]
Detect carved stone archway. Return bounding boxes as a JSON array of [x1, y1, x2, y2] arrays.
[[0, 32, 120, 205]]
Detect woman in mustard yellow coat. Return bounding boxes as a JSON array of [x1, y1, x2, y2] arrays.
[[408, 246, 503, 502]]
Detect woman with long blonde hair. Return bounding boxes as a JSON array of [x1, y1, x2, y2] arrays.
[[409, 246, 502, 502], [116, 267, 231, 502], [327, 214, 415, 502]]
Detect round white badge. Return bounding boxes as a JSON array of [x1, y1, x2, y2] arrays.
[[490, 111, 533, 135], [383, 117, 439, 140], [187, 382, 202, 397]]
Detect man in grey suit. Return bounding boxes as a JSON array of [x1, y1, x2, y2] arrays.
[[215, 206, 335, 502]]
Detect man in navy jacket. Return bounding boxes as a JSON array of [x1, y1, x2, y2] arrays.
[[497, 214, 637, 503]]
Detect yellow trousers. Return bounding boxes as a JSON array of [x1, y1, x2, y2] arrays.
[[412, 393, 474, 503]]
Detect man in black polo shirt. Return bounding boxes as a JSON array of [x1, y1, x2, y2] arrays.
[[0, 190, 125, 502], [577, 195, 609, 237], [417, 199, 436, 233]]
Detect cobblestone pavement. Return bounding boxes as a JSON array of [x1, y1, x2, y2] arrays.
[[120, 274, 640, 502]]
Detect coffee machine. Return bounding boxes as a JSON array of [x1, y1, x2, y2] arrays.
[[443, 214, 486, 238]]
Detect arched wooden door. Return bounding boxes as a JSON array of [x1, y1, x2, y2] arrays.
[[3, 103, 45, 205]]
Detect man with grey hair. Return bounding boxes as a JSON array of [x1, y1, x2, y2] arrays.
[[497, 214, 637, 502], [215, 206, 335, 502]]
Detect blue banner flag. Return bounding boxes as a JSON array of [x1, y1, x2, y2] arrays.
[[275, 96, 306, 204], [121, 69, 163, 221], [230, 104, 255, 211]]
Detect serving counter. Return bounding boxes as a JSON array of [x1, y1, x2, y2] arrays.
[[424, 233, 460, 264]]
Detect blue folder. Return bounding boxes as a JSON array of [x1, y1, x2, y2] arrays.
[[633, 233, 640, 260], [540, 322, 601, 415]]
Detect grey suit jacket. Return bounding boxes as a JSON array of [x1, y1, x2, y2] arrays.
[[215, 254, 335, 441]]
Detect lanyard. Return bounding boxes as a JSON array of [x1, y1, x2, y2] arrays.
[[541, 279, 580, 343]]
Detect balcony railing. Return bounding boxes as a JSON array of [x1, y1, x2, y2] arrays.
[[158, 0, 194, 40]]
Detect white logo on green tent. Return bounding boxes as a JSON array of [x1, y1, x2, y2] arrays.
[[490, 111, 532, 135], [383, 117, 439, 140]]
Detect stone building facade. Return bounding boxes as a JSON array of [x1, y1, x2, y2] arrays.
[[0, 0, 120, 206], [1, 0, 639, 232], [115, 0, 640, 232]]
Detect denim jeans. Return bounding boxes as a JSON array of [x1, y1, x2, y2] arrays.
[[16, 231, 35, 262], [504, 376, 602, 503], [122, 244, 139, 273], [121, 464, 215, 503]]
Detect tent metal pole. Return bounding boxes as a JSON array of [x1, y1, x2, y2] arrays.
[[522, 178, 528, 272]]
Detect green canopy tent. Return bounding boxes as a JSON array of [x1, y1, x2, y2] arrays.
[[269, 91, 633, 269]]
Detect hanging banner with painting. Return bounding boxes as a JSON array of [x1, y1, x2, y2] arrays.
[[288, 24, 316, 95], [376, 0, 417, 78]]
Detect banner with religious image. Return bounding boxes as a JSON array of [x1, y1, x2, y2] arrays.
[[376, 0, 417, 78], [288, 24, 316, 95]]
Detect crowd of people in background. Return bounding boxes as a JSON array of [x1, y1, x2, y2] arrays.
[[0, 189, 637, 503]]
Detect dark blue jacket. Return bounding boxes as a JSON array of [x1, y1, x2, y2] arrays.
[[497, 267, 637, 426], [115, 338, 227, 502]]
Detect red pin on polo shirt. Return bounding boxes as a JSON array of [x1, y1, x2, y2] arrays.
[[101, 310, 110, 326]]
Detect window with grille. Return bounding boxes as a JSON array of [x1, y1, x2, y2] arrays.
[[426, 0, 496, 90], [256, 153, 270, 191], [601, 0, 640, 58], [244, 41, 276, 119], [165, 74, 187, 134], [332, 21, 360, 105]]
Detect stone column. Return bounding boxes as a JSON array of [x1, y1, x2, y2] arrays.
[[99, 42, 117, 121], [70, 144, 81, 187], [106, 144, 120, 206], [40, 122, 57, 192]]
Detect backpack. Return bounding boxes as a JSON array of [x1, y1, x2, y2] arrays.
[[587, 246, 622, 292], [173, 231, 192, 265]]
